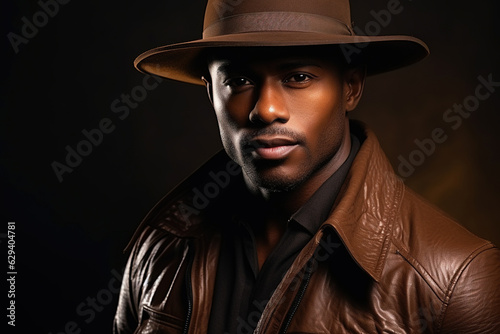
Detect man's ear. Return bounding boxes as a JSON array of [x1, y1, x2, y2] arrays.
[[202, 76, 214, 106], [344, 66, 366, 112]]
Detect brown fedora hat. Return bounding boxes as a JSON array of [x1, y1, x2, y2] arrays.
[[134, 0, 429, 85]]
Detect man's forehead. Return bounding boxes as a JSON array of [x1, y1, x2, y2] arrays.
[[207, 46, 344, 72]]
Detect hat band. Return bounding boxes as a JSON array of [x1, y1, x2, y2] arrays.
[[203, 11, 353, 39]]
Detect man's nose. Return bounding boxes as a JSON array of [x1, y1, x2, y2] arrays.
[[249, 82, 290, 124]]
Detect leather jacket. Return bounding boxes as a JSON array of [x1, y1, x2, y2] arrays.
[[114, 122, 500, 333]]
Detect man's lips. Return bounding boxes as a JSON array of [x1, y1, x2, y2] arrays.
[[248, 137, 299, 160]]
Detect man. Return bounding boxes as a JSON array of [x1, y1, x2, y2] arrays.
[[114, 0, 500, 333]]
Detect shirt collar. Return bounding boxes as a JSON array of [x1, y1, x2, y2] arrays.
[[290, 134, 361, 235]]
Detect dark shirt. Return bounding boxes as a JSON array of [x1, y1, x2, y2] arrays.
[[208, 135, 361, 334]]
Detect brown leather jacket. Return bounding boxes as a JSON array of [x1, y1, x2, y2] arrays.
[[114, 122, 500, 333]]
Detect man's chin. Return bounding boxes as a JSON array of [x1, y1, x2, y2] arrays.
[[256, 180, 298, 193], [243, 167, 305, 193]]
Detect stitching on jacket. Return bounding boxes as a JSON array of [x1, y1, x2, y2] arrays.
[[375, 173, 405, 278], [392, 238, 446, 301], [142, 305, 185, 329], [434, 242, 496, 333], [163, 245, 189, 307]]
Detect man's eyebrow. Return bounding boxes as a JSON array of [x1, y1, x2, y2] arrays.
[[213, 61, 252, 77], [277, 60, 324, 71], [213, 59, 324, 75], [215, 62, 236, 74]]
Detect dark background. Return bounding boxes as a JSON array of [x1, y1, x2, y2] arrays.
[[2, 0, 499, 333]]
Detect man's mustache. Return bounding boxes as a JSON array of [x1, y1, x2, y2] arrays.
[[240, 127, 305, 151]]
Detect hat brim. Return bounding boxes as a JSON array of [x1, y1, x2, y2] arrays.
[[134, 31, 429, 85]]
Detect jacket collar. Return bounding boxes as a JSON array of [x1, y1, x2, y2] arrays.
[[322, 121, 404, 281], [125, 121, 404, 282]]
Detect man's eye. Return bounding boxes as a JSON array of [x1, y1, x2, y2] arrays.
[[225, 77, 252, 87], [285, 74, 312, 83]]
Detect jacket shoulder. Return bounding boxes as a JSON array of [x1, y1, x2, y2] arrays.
[[396, 186, 494, 251], [124, 150, 241, 252], [393, 186, 499, 304]]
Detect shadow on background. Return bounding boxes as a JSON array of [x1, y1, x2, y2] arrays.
[[1, 0, 499, 332]]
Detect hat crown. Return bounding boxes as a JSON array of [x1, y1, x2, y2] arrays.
[[203, 0, 353, 38]]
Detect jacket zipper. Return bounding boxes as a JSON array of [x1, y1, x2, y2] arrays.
[[183, 240, 195, 334], [279, 258, 315, 334]]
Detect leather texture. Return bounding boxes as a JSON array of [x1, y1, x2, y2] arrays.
[[114, 121, 500, 333]]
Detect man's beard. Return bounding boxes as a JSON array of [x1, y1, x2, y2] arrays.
[[239, 152, 324, 193]]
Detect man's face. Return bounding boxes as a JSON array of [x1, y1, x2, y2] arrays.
[[206, 48, 361, 192]]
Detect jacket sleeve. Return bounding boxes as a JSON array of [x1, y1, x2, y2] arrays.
[[113, 239, 141, 334], [439, 245, 500, 333]]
